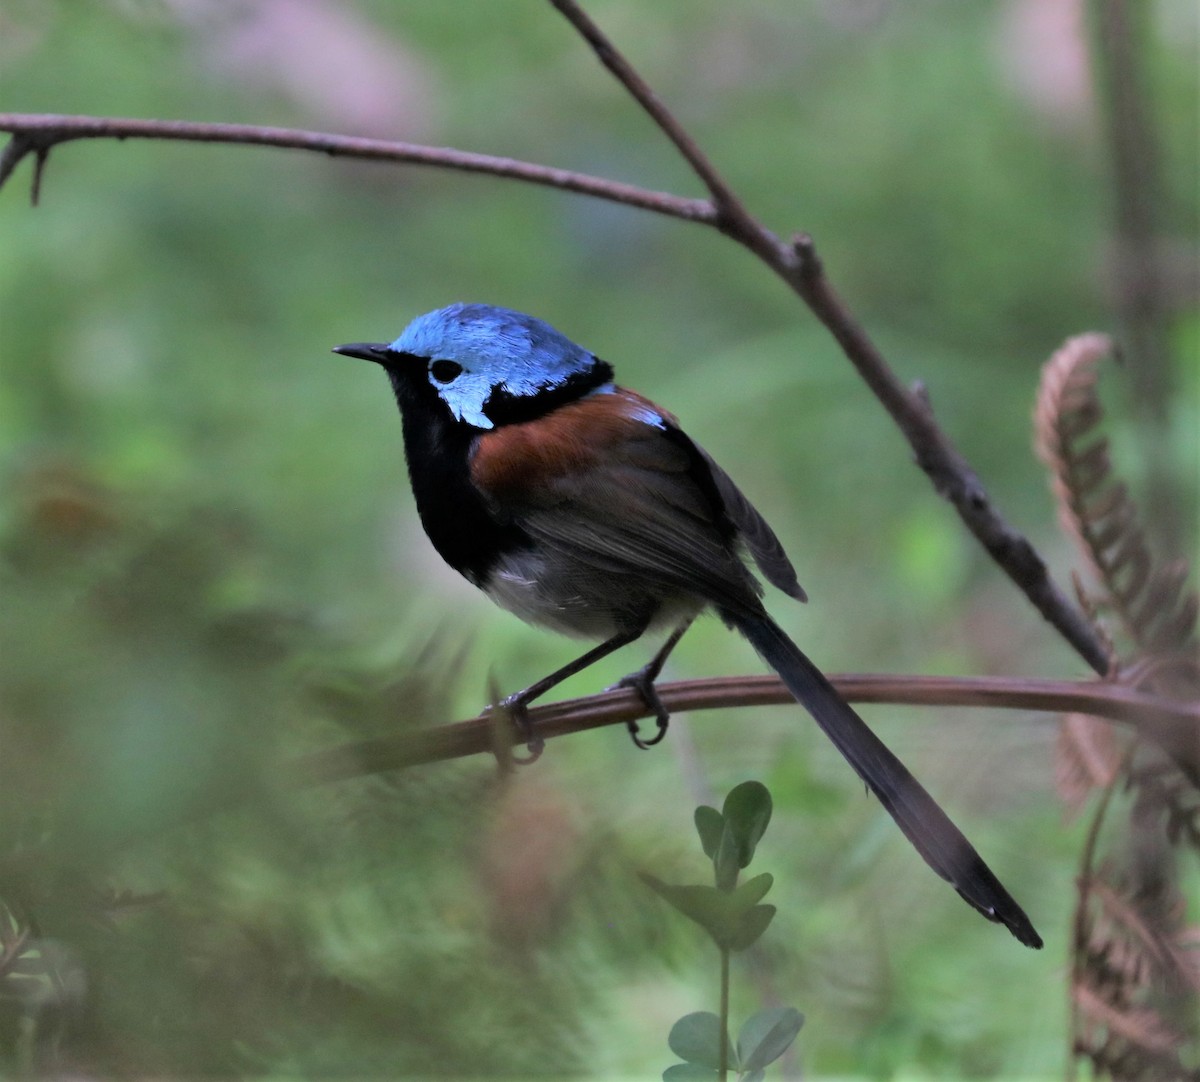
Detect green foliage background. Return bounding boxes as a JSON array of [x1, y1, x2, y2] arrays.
[[1, 1, 1196, 1077]]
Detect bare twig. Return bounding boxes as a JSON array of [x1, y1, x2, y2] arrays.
[[0, 132, 35, 195], [289, 673, 1198, 785], [0, 113, 713, 223], [785, 237, 1111, 675], [546, 0, 760, 238]]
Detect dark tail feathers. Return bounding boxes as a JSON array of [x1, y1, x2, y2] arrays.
[[728, 609, 1042, 949]]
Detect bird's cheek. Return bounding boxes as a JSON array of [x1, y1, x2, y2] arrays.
[[444, 381, 494, 430]]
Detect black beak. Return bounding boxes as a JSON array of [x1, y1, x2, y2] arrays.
[[332, 342, 393, 364]]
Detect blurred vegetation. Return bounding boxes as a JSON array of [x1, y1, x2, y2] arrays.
[[0, 0, 1196, 1077]]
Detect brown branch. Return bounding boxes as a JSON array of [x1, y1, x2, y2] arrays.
[[289, 673, 1198, 786], [0, 113, 714, 223], [786, 239, 1111, 675], [546, 0, 759, 238]]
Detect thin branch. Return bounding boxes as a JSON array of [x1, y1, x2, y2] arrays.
[[0, 113, 714, 223], [0, 73, 1112, 676], [546, 0, 759, 235], [289, 673, 1197, 786], [0, 132, 32, 193], [785, 237, 1111, 674]]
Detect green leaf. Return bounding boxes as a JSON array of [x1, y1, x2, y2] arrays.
[[642, 872, 779, 950], [667, 1012, 728, 1069], [722, 781, 772, 868], [713, 823, 741, 891], [742, 1070, 765, 1082], [737, 1006, 804, 1071], [663, 1064, 717, 1081], [640, 876, 737, 945], [693, 805, 724, 859], [727, 904, 777, 952], [732, 872, 773, 908]]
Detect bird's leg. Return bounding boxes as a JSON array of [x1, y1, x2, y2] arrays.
[[498, 625, 645, 759], [612, 619, 693, 750]]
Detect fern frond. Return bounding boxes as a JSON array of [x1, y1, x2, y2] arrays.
[[1074, 980, 1186, 1056], [1057, 712, 1124, 818], [1092, 879, 1200, 994], [1034, 333, 1198, 654], [1129, 758, 1200, 850]]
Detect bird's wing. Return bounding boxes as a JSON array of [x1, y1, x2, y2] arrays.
[[693, 446, 806, 602], [470, 388, 765, 618]]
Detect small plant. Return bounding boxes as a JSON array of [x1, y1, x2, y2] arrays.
[[642, 780, 804, 1081]]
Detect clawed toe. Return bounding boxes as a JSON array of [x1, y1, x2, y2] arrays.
[[496, 693, 545, 763], [614, 667, 670, 750]]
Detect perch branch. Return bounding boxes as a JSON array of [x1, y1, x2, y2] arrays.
[[290, 673, 1197, 786]]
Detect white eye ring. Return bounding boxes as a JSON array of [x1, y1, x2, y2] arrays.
[[430, 359, 463, 383]]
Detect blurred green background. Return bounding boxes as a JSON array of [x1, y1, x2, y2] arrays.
[[1, 0, 1196, 1077]]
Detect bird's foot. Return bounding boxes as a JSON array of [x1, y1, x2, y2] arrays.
[[612, 664, 670, 750], [496, 691, 544, 764]]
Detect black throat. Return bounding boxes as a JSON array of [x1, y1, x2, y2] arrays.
[[385, 369, 528, 586]]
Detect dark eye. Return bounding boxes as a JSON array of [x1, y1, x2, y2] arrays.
[[430, 359, 463, 383]]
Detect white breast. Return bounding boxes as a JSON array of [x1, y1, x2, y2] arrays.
[[484, 547, 704, 640]]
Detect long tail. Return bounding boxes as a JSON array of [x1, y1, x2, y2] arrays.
[[728, 608, 1042, 949]]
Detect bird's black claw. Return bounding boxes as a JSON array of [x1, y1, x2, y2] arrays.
[[627, 717, 669, 750], [497, 692, 545, 763], [613, 666, 671, 750]]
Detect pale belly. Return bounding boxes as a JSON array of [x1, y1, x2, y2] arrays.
[[483, 547, 705, 639]]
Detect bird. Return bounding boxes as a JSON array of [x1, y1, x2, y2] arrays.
[[333, 302, 1042, 949]]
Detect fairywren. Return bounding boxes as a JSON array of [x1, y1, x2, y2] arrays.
[[335, 303, 1041, 948]]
